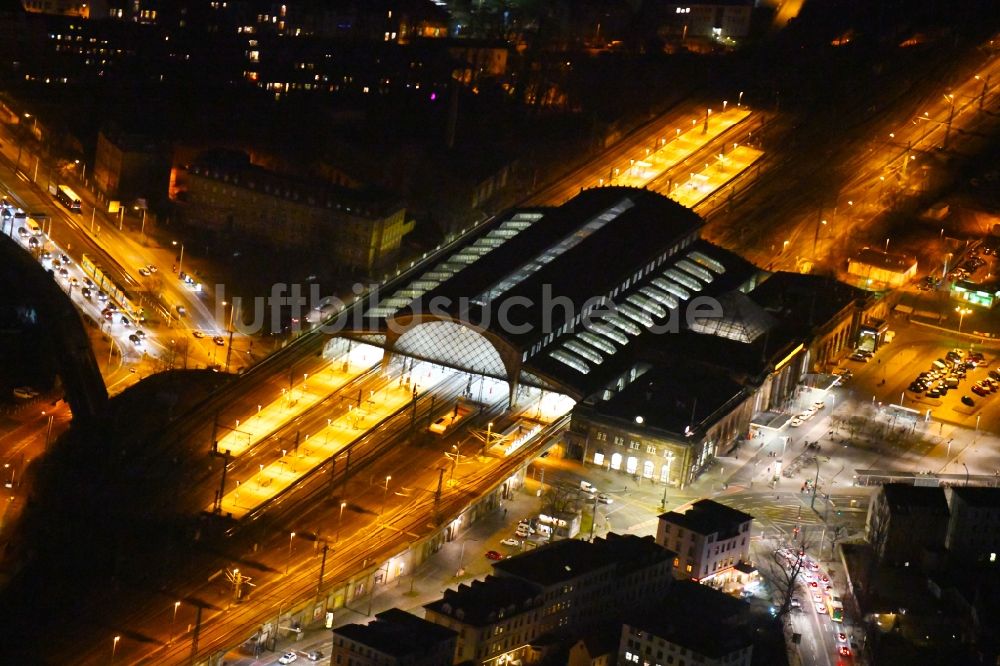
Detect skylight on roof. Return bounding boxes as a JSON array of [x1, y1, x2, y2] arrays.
[[677, 259, 713, 283], [652, 277, 690, 301], [551, 349, 591, 374], [640, 286, 679, 310], [577, 331, 617, 355], [664, 268, 703, 292], [473, 197, 634, 305], [687, 250, 726, 274], [626, 294, 667, 319], [600, 313, 642, 336], [564, 340, 604, 365]]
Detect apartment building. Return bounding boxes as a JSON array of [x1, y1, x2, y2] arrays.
[[656, 499, 753, 584]]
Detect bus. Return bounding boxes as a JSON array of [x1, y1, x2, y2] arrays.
[[55, 185, 82, 213], [826, 594, 844, 622]]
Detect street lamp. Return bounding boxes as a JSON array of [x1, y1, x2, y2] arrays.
[[962, 462, 970, 486], [112, 635, 120, 663], [133, 204, 147, 243], [172, 240, 185, 275], [337, 501, 347, 541], [380, 475, 392, 516], [286, 531, 296, 574], [955, 306, 972, 333], [170, 601, 180, 644]]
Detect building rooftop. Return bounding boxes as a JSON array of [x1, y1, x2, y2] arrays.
[[949, 486, 1000, 508], [333, 608, 456, 658], [347, 187, 763, 400], [750, 272, 868, 333], [583, 363, 748, 438], [424, 575, 543, 627], [186, 149, 403, 218], [491, 533, 673, 588], [851, 247, 917, 273], [882, 484, 949, 516], [658, 499, 754, 537], [628, 580, 752, 659]]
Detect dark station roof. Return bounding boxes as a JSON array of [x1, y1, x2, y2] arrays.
[[352, 187, 765, 400]]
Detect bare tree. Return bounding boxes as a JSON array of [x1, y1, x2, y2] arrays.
[[760, 537, 811, 619]]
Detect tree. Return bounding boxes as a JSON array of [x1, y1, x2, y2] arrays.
[[761, 537, 812, 619]]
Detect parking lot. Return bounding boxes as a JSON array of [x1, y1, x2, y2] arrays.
[[838, 319, 1000, 429]]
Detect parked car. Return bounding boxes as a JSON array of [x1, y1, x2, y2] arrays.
[[193, 330, 205, 338], [848, 352, 869, 363], [517, 522, 536, 534], [972, 384, 989, 397], [501, 538, 521, 547], [306, 652, 323, 662], [597, 493, 613, 504], [12, 387, 38, 400], [278, 653, 298, 665], [213, 335, 226, 346], [962, 395, 976, 407], [485, 550, 504, 560]]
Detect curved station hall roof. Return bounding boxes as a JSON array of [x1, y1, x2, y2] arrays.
[[346, 187, 763, 401]]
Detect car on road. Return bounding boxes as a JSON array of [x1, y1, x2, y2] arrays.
[[790, 597, 801, 609], [597, 493, 613, 504], [278, 652, 298, 665], [175, 305, 186, 316], [834, 369, 852, 380], [789, 416, 805, 427], [138, 267, 150, 276], [146, 264, 158, 273], [838, 646, 851, 657], [808, 580, 818, 588], [816, 603, 827, 614], [120, 316, 131, 327], [962, 395, 976, 406], [501, 538, 521, 546], [306, 651, 323, 662], [848, 352, 869, 363], [192, 330, 205, 338], [16, 226, 28, 237], [81, 287, 91, 299], [213, 335, 226, 346], [128, 333, 142, 345], [57, 267, 69, 279], [836, 632, 848, 643], [98, 290, 108, 301], [59, 253, 70, 265], [485, 550, 504, 560]]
